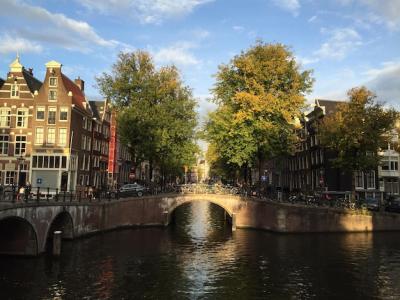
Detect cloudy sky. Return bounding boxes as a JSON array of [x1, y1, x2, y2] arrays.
[[0, 0, 399, 120]]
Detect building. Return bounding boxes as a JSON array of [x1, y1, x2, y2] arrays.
[[30, 60, 93, 191], [89, 100, 111, 189], [107, 111, 132, 187], [0, 55, 42, 186]]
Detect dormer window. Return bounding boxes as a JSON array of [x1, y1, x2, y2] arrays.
[[11, 84, 19, 98], [49, 77, 57, 87], [49, 90, 57, 101]]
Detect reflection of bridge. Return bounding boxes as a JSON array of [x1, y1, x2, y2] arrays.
[[1, 191, 400, 256]]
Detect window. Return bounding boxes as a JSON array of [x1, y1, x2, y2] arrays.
[[49, 77, 57, 87], [83, 117, 87, 130], [81, 154, 86, 170], [16, 109, 28, 128], [35, 127, 44, 144], [82, 136, 86, 150], [47, 128, 56, 144], [49, 90, 57, 101], [11, 84, 19, 98], [86, 137, 91, 151], [60, 107, 68, 121], [59, 128, 67, 146], [48, 107, 56, 124], [0, 108, 11, 127], [87, 119, 92, 131], [36, 107, 45, 120], [366, 171, 375, 189], [15, 135, 26, 155], [32, 155, 67, 169], [5, 171, 16, 185], [0, 135, 9, 155], [355, 171, 364, 189]]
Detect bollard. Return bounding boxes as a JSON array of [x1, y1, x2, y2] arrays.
[[53, 231, 62, 257], [232, 213, 237, 231], [163, 211, 169, 226]]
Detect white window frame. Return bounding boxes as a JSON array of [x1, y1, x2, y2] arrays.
[[35, 127, 44, 145], [14, 135, 27, 156], [366, 171, 375, 189], [5, 171, 16, 185], [11, 84, 19, 98], [47, 127, 56, 144], [355, 171, 364, 189], [36, 106, 45, 121], [48, 90, 57, 101], [16, 108, 28, 128], [49, 77, 58, 87], [0, 135, 9, 155], [60, 107, 68, 121], [48, 107, 56, 125], [58, 128, 67, 146], [0, 108, 11, 127]]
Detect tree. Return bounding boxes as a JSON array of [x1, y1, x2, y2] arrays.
[[96, 51, 199, 184], [204, 41, 314, 183], [319, 86, 399, 194]]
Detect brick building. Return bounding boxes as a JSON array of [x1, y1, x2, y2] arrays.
[[0, 56, 42, 186]]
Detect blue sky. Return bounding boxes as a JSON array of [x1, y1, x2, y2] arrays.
[[0, 0, 399, 122]]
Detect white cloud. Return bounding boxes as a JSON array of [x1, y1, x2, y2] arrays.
[[0, 35, 43, 54], [363, 61, 400, 104], [233, 26, 245, 33], [308, 15, 317, 23], [314, 27, 362, 60], [337, 0, 400, 30], [153, 42, 201, 67], [0, 0, 119, 52], [271, 0, 300, 16], [78, 0, 214, 24]]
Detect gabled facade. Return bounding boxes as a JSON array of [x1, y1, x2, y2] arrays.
[[29, 61, 92, 191], [0, 56, 42, 186], [89, 100, 111, 189]]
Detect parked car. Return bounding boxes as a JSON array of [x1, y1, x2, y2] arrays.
[[363, 197, 379, 211], [119, 183, 147, 197], [386, 197, 400, 213]]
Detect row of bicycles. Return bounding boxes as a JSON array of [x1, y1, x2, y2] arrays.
[[178, 184, 240, 195], [286, 193, 367, 210]]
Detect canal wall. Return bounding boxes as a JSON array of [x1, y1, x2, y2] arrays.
[[2, 194, 400, 256]]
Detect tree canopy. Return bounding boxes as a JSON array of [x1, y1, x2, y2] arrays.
[[319, 86, 399, 173], [204, 42, 314, 182], [96, 51, 199, 182]]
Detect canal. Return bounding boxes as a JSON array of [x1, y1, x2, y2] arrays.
[[1, 202, 400, 299]]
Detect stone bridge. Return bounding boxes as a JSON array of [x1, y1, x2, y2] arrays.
[[1, 193, 400, 256]]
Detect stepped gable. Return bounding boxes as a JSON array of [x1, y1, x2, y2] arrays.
[[61, 73, 86, 110]]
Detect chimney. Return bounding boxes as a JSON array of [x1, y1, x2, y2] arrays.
[[74, 77, 84, 92]]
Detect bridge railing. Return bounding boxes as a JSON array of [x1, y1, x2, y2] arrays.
[[177, 184, 242, 195]]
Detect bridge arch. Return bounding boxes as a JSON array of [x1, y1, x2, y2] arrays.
[[168, 198, 234, 217], [45, 211, 74, 245], [0, 216, 38, 256]]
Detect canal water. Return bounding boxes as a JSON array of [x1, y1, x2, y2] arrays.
[[1, 202, 400, 299]]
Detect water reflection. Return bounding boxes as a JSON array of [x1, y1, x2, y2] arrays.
[[1, 202, 400, 299]]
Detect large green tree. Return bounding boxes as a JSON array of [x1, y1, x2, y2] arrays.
[[319, 86, 399, 193], [96, 51, 198, 184], [204, 42, 314, 182]]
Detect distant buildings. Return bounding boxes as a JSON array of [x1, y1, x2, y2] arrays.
[[268, 99, 389, 200], [0, 55, 132, 190]]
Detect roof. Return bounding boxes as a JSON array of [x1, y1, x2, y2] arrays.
[[0, 77, 4, 87], [89, 101, 101, 119], [315, 99, 343, 115], [89, 100, 107, 120], [22, 69, 42, 93], [61, 73, 87, 110]]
